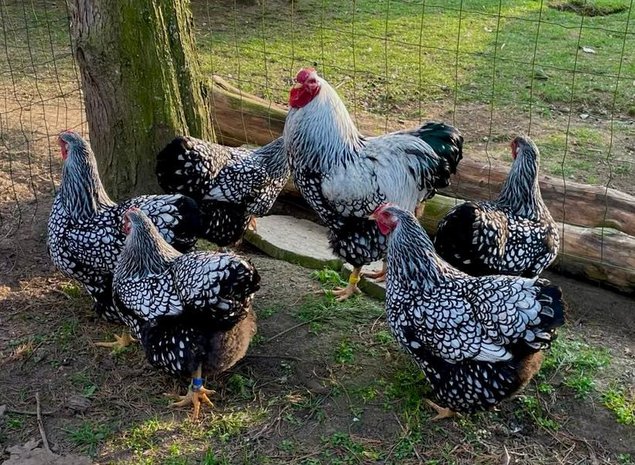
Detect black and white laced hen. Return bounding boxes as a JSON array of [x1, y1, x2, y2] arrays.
[[156, 136, 288, 247], [434, 135, 559, 277], [371, 204, 565, 418], [283, 67, 463, 300], [47, 131, 200, 348], [113, 208, 260, 418]]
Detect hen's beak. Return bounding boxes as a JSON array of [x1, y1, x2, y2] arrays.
[[368, 212, 377, 220], [292, 82, 303, 90]]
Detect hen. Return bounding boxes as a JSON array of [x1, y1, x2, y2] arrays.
[[371, 204, 565, 418], [113, 208, 260, 419], [283, 67, 463, 299], [47, 131, 200, 348], [156, 136, 288, 247], [434, 135, 559, 277]]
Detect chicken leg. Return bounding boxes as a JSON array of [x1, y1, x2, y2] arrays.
[[247, 216, 258, 232], [362, 261, 387, 283], [330, 267, 362, 301], [415, 202, 425, 220], [170, 364, 215, 419], [94, 331, 136, 351], [425, 399, 457, 421]]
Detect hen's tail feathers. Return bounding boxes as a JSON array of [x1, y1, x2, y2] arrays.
[[407, 121, 464, 174], [434, 202, 497, 276], [156, 136, 215, 202], [171, 195, 203, 253], [200, 201, 251, 247], [526, 279, 566, 350]]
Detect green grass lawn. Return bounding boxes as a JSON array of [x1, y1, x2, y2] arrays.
[[194, 0, 635, 118]]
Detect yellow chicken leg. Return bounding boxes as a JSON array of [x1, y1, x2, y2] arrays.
[[170, 365, 215, 419], [330, 267, 362, 301], [425, 399, 457, 421], [94, 331, 136, 350]]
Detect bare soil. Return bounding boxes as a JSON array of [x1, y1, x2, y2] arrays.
[[0, 186, 634, 464]]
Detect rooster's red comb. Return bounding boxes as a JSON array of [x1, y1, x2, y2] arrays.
[[296, 67, 316, 83]]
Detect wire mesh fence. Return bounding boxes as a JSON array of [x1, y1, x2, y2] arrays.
[[0, 0, 633, 286]]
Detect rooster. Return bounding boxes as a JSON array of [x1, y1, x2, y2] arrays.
[[113, 208, 260, 419], [283, 67, 463, 300], [370, 203, 565, 418], [47, 131, 200, 349], [156, 136, 288, 247], [434, 135, 559, 277]]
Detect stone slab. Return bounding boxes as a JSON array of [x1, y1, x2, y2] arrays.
[[245, 215, 386, 299], [244, 215, 343, 271]]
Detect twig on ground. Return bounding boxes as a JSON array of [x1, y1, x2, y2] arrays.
[[51, 288, 72, 300], [7, 407, 55, 416], [264, 316, 323, 343], [246, 354, 304, 362], [35, 391, 52, 454]]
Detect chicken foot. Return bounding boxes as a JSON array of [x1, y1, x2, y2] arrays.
[[330, 267, 362, 301], [425, 399, 458, 421], [170, 364, 215, 419], [94, 331, 136, 350]]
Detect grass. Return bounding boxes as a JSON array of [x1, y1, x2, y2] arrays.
[[603, 386, 635, 425], [195, 0, 635, 117], [66, 421, 113, 456]]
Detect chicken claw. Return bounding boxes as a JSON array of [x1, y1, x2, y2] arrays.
[[170, 383, 215, 420], [94, 332, 136, 350], [328, 267, 362, 301], [425, 399, 457, 421], [330, 283, 362, 301], [362, 261, 387, 283]]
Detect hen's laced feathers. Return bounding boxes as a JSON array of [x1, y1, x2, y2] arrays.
[[59, 134, 115, 221], [381, 205, 565, 412], [496, 137, 547, 220], [117, 211, 181, 280]]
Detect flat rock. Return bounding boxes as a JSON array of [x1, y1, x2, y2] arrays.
[[245, 215, 343, 271], [2, 441, 91, 465], [245, 215, 386, 299]]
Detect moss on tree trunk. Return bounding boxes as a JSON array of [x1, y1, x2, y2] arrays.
[[69, 0, 213, 198]]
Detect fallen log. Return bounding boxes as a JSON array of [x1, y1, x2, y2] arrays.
[[444, 158, 635, 235], [416, 195, 635, 295], [208, 76, 635, 293], [209, 76, 286, 147]]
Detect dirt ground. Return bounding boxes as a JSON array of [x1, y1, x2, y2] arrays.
[[0, 183, 634, 464], [1, 2, 634, 461]]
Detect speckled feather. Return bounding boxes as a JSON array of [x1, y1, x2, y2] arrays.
[[381, 206, 565, 413], [47, 132, 200, 325], [283, 71, 462, 268], [156, 136, 289, 246], [435, 136, 559, 277], [113, 209, 260, 378]]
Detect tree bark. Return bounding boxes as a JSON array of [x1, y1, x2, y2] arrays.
[[69, 0, 213, 198]]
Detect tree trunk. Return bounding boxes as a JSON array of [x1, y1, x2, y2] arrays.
[[69, 0, 213, 198]]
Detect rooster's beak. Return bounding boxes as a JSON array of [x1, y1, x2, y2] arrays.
[[292, 83, 302, 90]]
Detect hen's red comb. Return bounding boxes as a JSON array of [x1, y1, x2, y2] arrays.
[[371, 202, 395, 216], [296, 67, 316, 83]]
